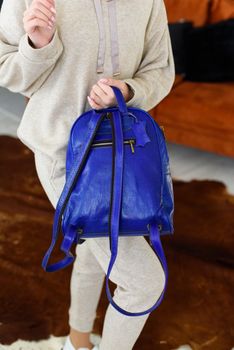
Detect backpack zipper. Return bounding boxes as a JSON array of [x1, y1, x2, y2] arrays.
[[92, 138, 136, 153]]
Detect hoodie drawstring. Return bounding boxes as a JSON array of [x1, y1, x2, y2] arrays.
[[107, 0, 120, 76], [93, 0, 120, 76], [93, 0, 106, 73]]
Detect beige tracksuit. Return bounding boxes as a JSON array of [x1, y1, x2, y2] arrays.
[[0, 0, 175, 348]]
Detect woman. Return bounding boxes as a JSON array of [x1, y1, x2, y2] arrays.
[[0, 0, 175, 349]]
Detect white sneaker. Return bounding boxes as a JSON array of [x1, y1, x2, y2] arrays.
[[62, 333, 101, 350]]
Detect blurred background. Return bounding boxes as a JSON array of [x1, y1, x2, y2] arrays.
[[0, 0, 233, 350]]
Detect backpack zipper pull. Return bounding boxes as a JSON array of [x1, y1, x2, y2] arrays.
[[129, 140, 135, 153]]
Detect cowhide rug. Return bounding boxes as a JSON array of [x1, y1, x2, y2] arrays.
[[0, 136, 233, 350]]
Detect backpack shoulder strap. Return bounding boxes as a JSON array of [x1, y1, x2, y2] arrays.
[[42, 111, 106, 272], [104, 110, 169, 316]]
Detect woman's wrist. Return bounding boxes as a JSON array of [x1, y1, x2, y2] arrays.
[[27, 34, 55, 49]]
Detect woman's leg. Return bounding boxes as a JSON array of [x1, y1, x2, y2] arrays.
[[34, 151, 105, 349], [68, 241, 105, 349], [86, 236, 166, 350]]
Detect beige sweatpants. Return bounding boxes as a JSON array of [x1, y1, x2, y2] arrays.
[[34, 150, 166, 350]]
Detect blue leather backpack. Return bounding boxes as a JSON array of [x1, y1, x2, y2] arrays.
[[42, 86, 174, 316]]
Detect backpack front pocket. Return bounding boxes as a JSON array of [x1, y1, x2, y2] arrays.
[[91, 138, 136, 153]]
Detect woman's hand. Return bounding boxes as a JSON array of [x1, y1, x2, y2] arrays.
[[87, 78, 134, 110], [23, 0, 57, 49]]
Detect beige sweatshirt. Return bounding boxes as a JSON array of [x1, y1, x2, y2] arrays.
[[0, 0, 175, 161]]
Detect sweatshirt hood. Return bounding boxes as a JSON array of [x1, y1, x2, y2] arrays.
[[93, 0, 120, 76]]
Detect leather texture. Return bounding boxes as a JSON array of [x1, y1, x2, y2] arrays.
[[42, 86, 174, 316]]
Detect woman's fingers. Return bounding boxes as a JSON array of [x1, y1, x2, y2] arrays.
[[97, 81, 114, 96], [24, 0, 56, 28], [24, 0, 55, 18], [89, 91, 103, 106], [90, 82, 114, 106], [87, 96, 103, 109], [88, 79, 129, 109], [26, 17, 53, 31], [26, 14, 55, 30], [89, 84, 105, 105], [25, 6, 55, 24]]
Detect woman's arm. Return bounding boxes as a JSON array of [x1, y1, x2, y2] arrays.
[[122, 0, 175, 111], [0, 0, 63, 98]]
